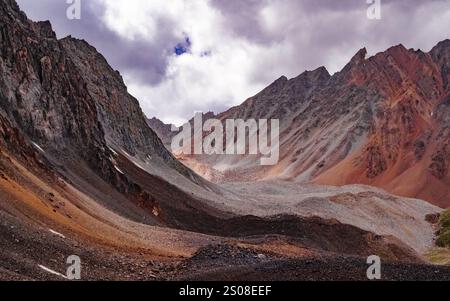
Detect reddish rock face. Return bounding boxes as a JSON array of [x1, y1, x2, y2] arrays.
[[315, 41, 450, 208], [162, 39, 450, 208]]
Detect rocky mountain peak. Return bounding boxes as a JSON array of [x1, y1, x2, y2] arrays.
[[0, 0, 27, 21], [339, 47, 368, 81], [311, 66, 331, 78], [432, 39, 450, 53], [34, 21, 56, 39], [261, 75, 289, 94], [292, 66, 331, 87], [351, 47, 368, 64], [0, 0, 198, 195], [431, 39, 450, 89]]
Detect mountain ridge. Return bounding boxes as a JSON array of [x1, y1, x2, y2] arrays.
[[152, 39, 450, 207]]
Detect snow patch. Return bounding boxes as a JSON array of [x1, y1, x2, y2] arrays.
[[49, 229, 66, 239], [38, 265, 67, 279], [114, 165, 124, 174], [31, 142, 45, 153], [129, 158, 149, 172], [120, 148, 132, 158], [108, 147, 118, 157]]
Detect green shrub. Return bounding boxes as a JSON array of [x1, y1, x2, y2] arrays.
[[437, 210, 450, 248], [440, 210, 450, 228], [437, 230, 450, 248]]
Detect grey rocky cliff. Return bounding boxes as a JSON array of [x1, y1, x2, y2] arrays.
[[0, 0, 197, 195]]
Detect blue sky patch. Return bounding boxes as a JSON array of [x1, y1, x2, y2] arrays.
[[174, 37, 191, 56]]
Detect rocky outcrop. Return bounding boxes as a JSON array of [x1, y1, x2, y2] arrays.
[[431, 40, 450, 90], [0, 1, 115, 183], [0, 0, 197, 165], [59, 37, 173, 162], [430, 146, 450, 180], [146, 117, 175, 150], [0, 0, 202, 223]]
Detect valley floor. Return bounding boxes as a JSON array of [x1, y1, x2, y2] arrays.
[[0, 149, 448, 281], [175, 245, 450, 281]]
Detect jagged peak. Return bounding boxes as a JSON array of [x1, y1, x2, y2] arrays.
[[307, 66, 331, 79], [36, 20, 52, 27], [250, 75, 289, 99], [314, 66, 330, 75], [268, 75, 289, 88], [34, 20, 56, 39], [59, 36, 121, 81], [275, 75, 289, 83], [203, 111, 216, 118], [1, 0, 31, 24], [60, 36, 95, 50], [291, 66, 331, 86], [338, 47, 368, 74], [350, 47, 368, 64], [430, 39, 450, 56], [385, 43, 409, 55], [433, 39, 450, 48]]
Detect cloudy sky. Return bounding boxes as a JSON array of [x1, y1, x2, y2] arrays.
[[16, 0, 450, 125]]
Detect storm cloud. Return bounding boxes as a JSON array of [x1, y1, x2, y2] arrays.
[[16, 0, 450, 125]]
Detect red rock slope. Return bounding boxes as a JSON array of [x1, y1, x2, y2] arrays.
[[161, 41, 450, 208]]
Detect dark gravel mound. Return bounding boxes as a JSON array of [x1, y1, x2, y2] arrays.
[[176, 244, 450, 281]]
